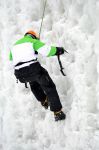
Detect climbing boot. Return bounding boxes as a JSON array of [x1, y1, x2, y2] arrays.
[[54, 110, 66, 121]]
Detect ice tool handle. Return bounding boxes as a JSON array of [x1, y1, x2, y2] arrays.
[[57, 50, 68, 76]]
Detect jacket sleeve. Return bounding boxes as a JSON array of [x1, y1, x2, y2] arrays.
[[9, 51, 13, 61], [33, 40, 57, 57]]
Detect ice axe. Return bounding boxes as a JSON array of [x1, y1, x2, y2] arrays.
[[57, 49, 68, 76]]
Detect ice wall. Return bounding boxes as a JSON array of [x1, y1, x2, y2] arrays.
[[0, 0, 99, 150]]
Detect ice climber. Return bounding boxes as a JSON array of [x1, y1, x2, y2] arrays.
[[9, 30, 66, 121]]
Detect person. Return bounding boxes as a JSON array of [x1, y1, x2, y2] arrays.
[[9, 30, 66, 121]]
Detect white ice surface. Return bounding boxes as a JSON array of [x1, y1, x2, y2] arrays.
[[0, 0, 99, 150]]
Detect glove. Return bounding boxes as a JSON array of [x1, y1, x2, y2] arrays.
[[55, 47, 65, 55]]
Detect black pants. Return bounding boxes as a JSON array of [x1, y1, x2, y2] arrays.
[[15, 62, 62, 112]]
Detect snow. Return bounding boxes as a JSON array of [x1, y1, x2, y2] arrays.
[[0, 0, 99, 150]]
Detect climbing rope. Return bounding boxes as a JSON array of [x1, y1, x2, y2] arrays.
[[39, 0, 47, 39]]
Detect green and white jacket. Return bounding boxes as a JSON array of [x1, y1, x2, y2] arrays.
[[9, 35, 57, 69]]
